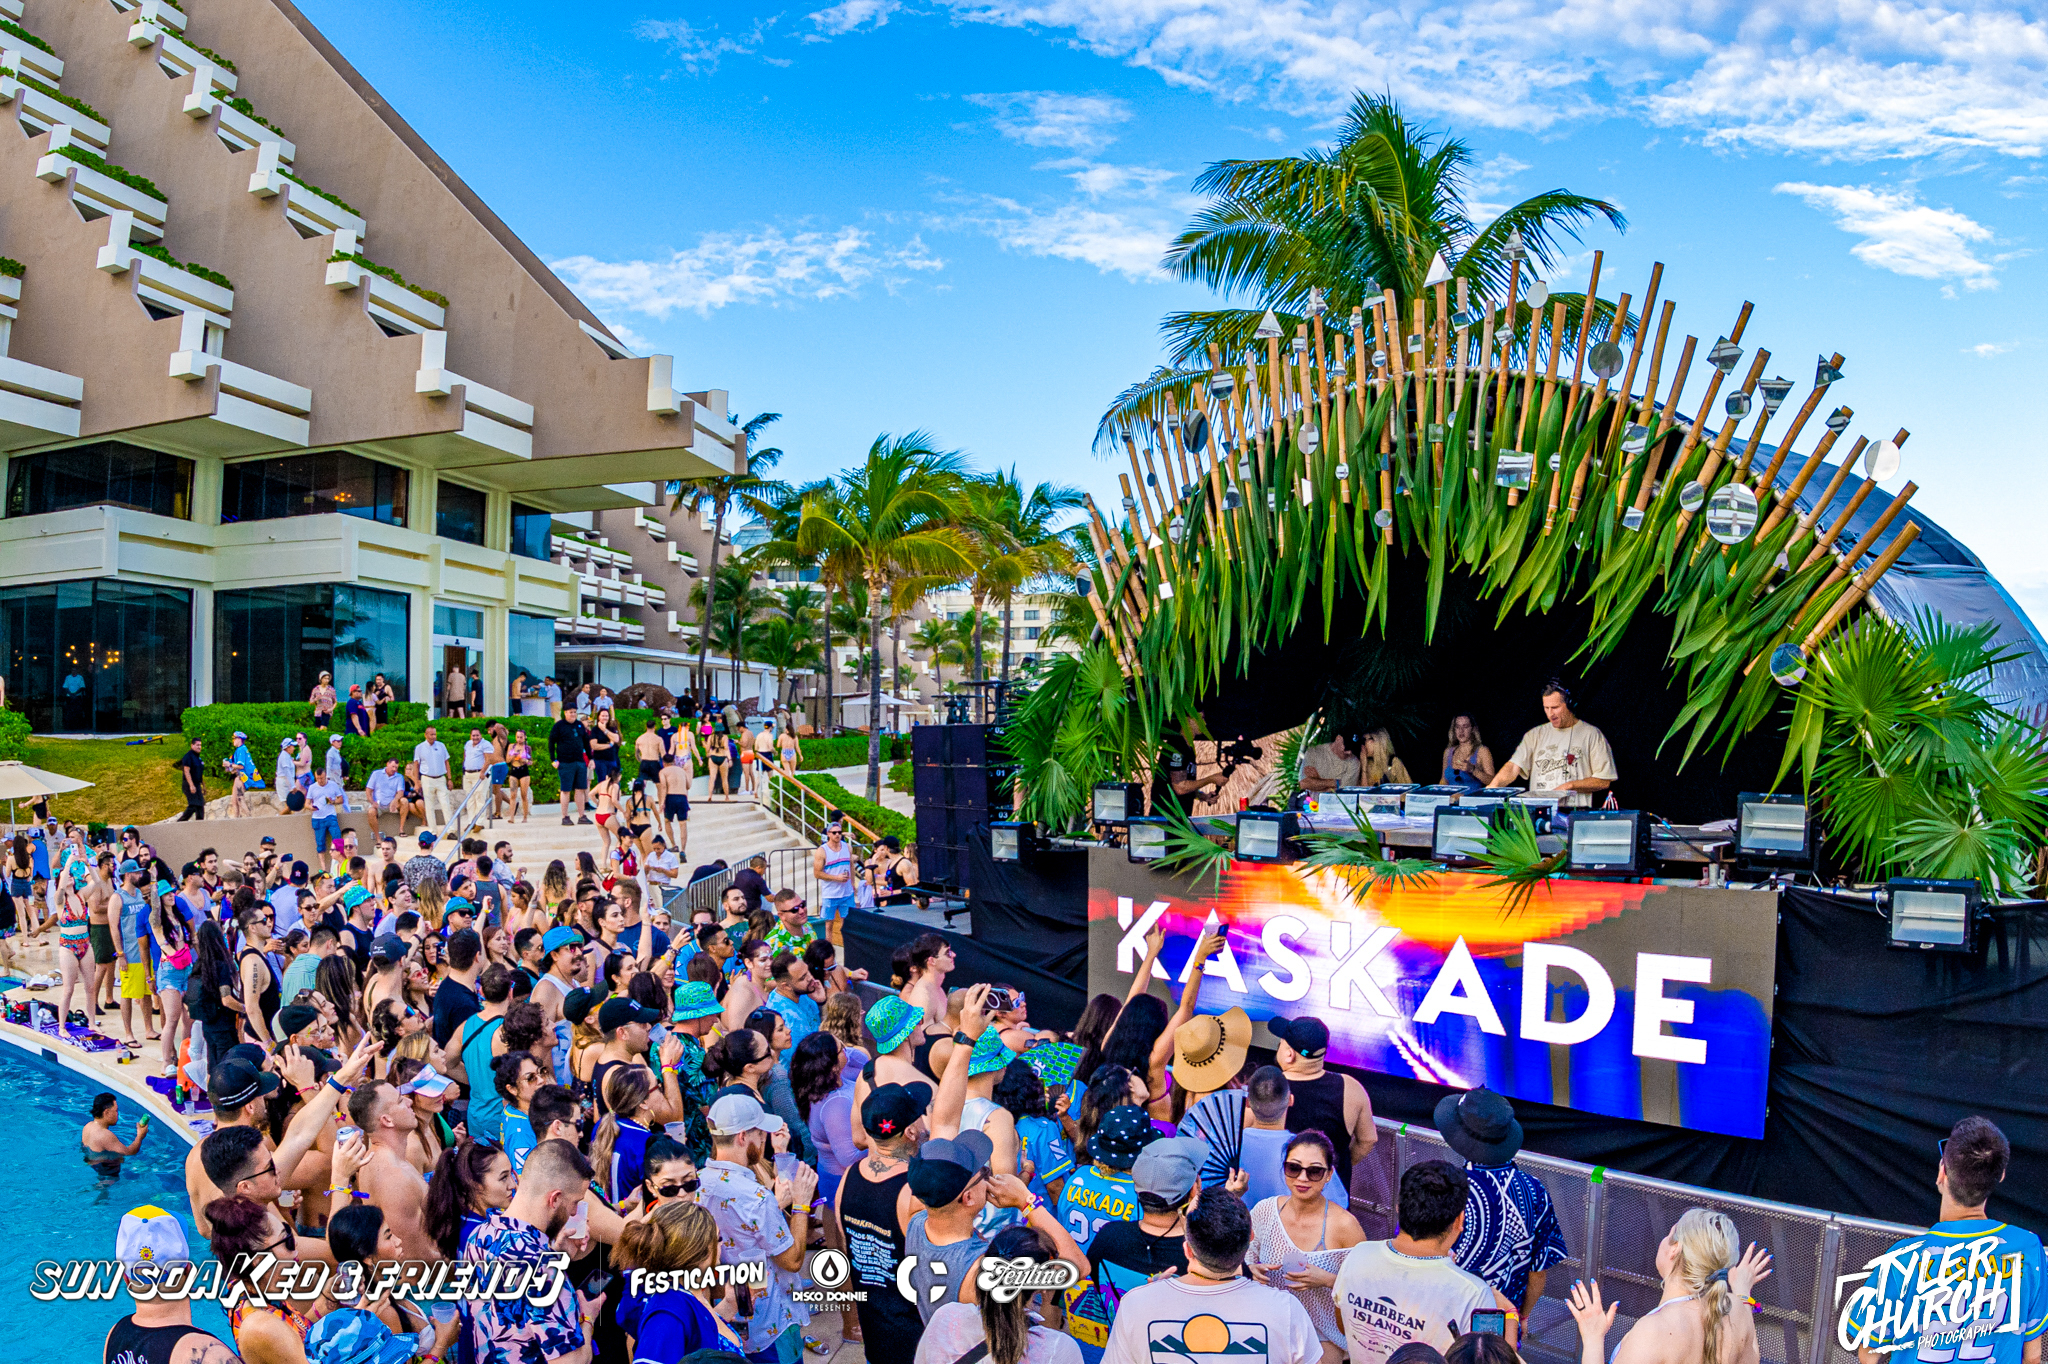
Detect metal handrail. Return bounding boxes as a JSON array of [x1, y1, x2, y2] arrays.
[[440, 773, 497, 842], [764, 769, 885, 847]]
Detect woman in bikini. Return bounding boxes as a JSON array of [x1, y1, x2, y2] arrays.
[[506, 729, 535, 823], [53, 857, 93, 1029]]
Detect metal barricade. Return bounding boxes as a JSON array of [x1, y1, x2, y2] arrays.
[[1364, 1120, 1922, 1364], [679, 861, 742, 917]]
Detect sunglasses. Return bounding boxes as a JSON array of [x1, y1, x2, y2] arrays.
[[240, 1160, 280, 1186], [1283, 1161, 1332, 1181], [261, 1223, 297, 1254], [653, 1177, 702, 1197]]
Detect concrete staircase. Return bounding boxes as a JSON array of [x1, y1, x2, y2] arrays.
[[473, 789, 806, 885]]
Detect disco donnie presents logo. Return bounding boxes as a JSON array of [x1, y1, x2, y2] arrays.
[[892, 1254, 1083, 1305]]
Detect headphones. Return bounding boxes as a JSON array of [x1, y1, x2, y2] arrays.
[[1542, 678, 1575, 709]]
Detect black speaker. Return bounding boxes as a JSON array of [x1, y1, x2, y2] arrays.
[[913, 724, 949, 766], [948, 726, 989, 767]]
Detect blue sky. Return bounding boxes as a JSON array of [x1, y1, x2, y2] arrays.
[[298, 0, 2047, 623]]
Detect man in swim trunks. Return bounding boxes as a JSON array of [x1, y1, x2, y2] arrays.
[[658, 754, 691, 856]]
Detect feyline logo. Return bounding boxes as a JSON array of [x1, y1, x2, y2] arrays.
[[893, 1255, 1083, 1305]]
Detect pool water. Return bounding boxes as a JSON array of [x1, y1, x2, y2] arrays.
[[0, 1042, 230, 1357]]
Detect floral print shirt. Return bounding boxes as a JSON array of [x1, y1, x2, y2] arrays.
[[463, 1208, 585, 1364], [699, 1158, 807, 1353]]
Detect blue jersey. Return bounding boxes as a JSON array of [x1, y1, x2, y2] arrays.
[[502, 1108, 537, 1175], [1056, 1163, 1140, 1247], [1847, 1218, 2048, 1364], [1019, 1114, 1075, 1205]]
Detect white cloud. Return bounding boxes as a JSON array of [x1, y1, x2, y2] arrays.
[[958, 197, 1175, 278], [1465, 151, 1531, 220], [807, 0, 899, 37], [1966, 340, 2015, 356], [966, 91, 1133, 152], [632, 16, 777, 73], [932, 0, 2048, 161], [552, 227, 944, 318], [1775, 182, 2000, 291], [1039, 157, 1180, 197]]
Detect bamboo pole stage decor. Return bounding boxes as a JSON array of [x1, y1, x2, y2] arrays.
[[1077, 258, 1938, 771]]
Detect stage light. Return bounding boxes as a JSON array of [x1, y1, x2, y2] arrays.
[[1432, 808, 1491, 864], [1567, 810, 1652, 876], [990, 821, 1033, 863], [1234, 810, 1299, 863], [1733, 792, 1813, 864], [1403, 785, 1466, 819], [1126, 817, 1169, 863], [1092, 782, 1144, 827], [1886, 879, 1981, 953]]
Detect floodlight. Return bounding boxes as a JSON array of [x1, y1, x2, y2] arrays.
[[1092, 782, 1144, 827], [990, 821, 1033, 863], [1732, 792, 1813, 865], [1432, 807, 1491, 864], [1234, 810, 1299, 863], [1886, 878, 1981, 953], [1566, 809, 1652, 876], [1125, 817, 1170, 863]]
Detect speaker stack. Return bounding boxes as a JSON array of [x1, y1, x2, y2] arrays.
[[912, 723, 1011, 891]]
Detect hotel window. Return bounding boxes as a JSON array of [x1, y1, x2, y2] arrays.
[[214, 583, 409, 705], [0, 579, 191, 733], [220, 451, 407, 526], [436, 481, 487, 545], [5, 442, 193, 520], [510, 503, 552, 561]]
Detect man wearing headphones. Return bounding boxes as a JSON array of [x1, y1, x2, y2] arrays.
[[1490, 680, 1617, 808]]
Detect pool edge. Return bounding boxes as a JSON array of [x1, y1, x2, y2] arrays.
[[0, 1019, 205, 1148]]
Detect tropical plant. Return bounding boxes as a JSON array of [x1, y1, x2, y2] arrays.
[[795, 433, 974, 800], [688, 561, 774, 699], [912, 618, 968, 690], [979, 471, 1087, 681], [1100, 91, 1626, 439], [672, 412, 789, 704], [1008, 642, 1145, 832], [750, 615, 824, 709], [1781, 612, 2048, 896]]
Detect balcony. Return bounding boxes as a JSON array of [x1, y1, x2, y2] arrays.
[[246, 144, 365, 240], [97, 210, 231, 316], [108, 0, 184, 35], [635, 511, 666, 540], [37, 140, 168, 241], [1, 49, 113, 150], [167, 312, 313, 449], [665, 612, 700, 640], [129, 22, 237, 98], [411, 329, 531, 460], [0, 276, 83, 448], [182, 67, 294, 161], [664, 541, 698, 573]]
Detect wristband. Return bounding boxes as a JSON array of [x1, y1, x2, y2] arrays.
[[325, 1184, 354, 1196], [327, 1078, 353, 1096], [953, 1031, 973, 1046]]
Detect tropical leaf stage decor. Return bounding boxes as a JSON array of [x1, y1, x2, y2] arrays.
[[1009, 244, 2048, 891]]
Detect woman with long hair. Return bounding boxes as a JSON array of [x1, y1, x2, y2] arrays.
[[1249, 1130, 1366, 1364], [149, 885, 193, 1075], [540, 859, 571, 922], [591, 1065, 659, 1205], [913, 1222, 1078, 1364], [685, 948, 727, 1002], [187, 918, 243, 1069], [821, 990, 874, 1060], [315, 952, 362, 1050], [634, 1134, 700, 1213], [720, 936, 773, 1032], [423, 1140, 515, 1258], [1066, 992, 1124, 1098], [206, 1195, 314, 1362], [1441, 714, 1496, 790], [1116, 924, 1228, 1126], [1570, 1209, 1771, 1364], [321, 1202, 452, 1350], [389, 1055, 449, 1171], [1071, 1064, 1146, 1165], [505, 726, 535, 823], [614, 1200, 747, 1357], [412, 878, 446, 936], [1358, 727, 1411, 786]]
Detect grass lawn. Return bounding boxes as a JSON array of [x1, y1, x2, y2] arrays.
[[16, 736, 186, 826]]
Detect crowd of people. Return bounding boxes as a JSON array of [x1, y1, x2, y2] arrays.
[[21, 813, 2032, 1364]]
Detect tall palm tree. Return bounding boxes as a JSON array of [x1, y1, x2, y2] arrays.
[[912, 617, 968, 691], [671, 412, 790, 704], [1100, 92, 1626, 437], [978, 470, 1086, 683], [689, 561, 774, 701], [749, 615, 824, 710], [796, 433, 974, 799]]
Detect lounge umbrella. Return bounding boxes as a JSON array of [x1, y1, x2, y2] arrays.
[[0, 760, 94, 829]]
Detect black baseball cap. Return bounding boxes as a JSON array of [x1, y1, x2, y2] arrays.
[[275, 1003, 320, 1039], [207, 1059, 281, 1109], [562, 988, 597, 1026], [368, 934, 408, 965], [1269, 1016, 1330, 1057], [908, 1131, 994, 1207], [860, 1081, 933, 1141], [1090, 1104, 1156, 1170], [289, 864, 309, 886], [598, 997, 662, 1032]]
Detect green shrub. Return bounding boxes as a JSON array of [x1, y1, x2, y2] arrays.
[[777, 771, 915, 846], [328, 251, 448, 309], [49, 144, 165, 202], [0, 257, 23, 279], [794, 734, 911, 770], [191, 44, 235, 73], [887, 758, 912, 795], [133, 241, 232, 291], [0, 709, 30, 761], [224, 95, 279, 135], [13, 71, 106, 125], [0, 19, 55, 55], [281, 170, 357, 216]]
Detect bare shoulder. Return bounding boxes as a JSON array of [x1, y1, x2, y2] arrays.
[[1327, 1203, 1368, 1246]]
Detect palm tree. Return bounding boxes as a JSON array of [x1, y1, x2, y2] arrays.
[[912, 617, 968, 691], [671, 411, 791, 704], [796, 433, 974, 799], [689, 561, 774, 701], [1100, 91, 1626, 437], [978, 470, 1085, 683], [749, 615, 824, 710]]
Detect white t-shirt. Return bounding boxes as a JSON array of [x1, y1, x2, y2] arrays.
[[1506, 720, 1616, 808], [413, 741, 450, 778], [917, 1304, 1081, 1364], [646, 850, 682, 884], [1102, 1274, 1321, 1364], [1333, 1241, 1498, 1364]]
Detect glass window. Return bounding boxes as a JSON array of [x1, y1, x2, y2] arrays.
[[433, 605, 483, 640], [215, 584, 408, 705], [510, 503, 552, 562], [219, 451, 407, 526], [1024, 627, 1042, 639], [509, 611, 554, 692], [5, 442, 193, 520], [1023, 609, 1040, 621], [436, 481, 486, 545], [0, 579, 191, 733]]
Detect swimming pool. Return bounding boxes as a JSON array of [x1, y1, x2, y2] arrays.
[[0, 1041, 230, 1357]]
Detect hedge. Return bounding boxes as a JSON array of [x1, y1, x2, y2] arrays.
[[0, 709, 29, 761], [51, 144, 165, 202], [779, 771, 916, 846], [134, 241, 232, 291], [329, 251, 448, 308], [793, 734, 911, 770]]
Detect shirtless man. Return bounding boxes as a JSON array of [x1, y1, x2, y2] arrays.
[[82, 1093, 148, 1159], [186, 1059, 275, 1238], [633, 718, 668, 798], [530, 927, 587, 1085], [657, 756, 692, 856], [350, 1078, 441, 1261]]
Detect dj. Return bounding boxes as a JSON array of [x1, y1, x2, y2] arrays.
[[1297, 730, 1360, 792], [1489, 680, 1617, 808]]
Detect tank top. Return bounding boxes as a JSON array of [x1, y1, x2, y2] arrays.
[[238, 949, 281, 1035], [590, 1058, 628, 1116], [104, 1316, 226, 1364], [840, 1158, 924, 1354], [820, 843, 855, 904], [905, 1211, 989, 1321], [1287, 1071, 1353, 1190]]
